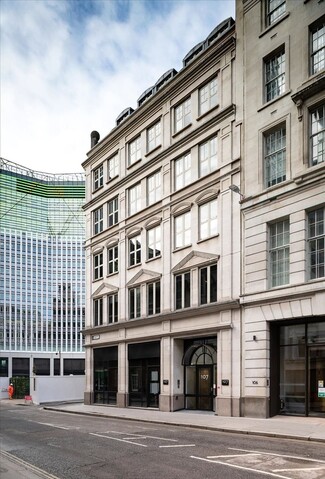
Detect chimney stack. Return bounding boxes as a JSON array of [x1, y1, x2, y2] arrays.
[[90, 131, 100, 148]]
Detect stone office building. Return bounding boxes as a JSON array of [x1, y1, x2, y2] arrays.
[[236, 0, 325, 417], [82, 17, 242, 415]]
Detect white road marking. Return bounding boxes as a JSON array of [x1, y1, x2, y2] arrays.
[[36, 422, 70, 430], [273, 467, 325, 472], [123, 435, 148, 439], [190, 456, 291, 479], [193, 448, 325, 478], [207, 453, 261, 458], [90, 432, 147, 447], [229, 448, 325, 464], [107, 431, 178, 442], [159, 444, 196, 448]]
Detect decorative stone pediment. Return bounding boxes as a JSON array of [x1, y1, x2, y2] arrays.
[[171, 201, 192, 216], [92, 282, 118, 298], [105, 237, 119, 247], [196, 189, 220, 205], [92, 245, 104, 254], [126, 226, 142, 237], [126, 269, 162, 287], [144, 216, 162, 229], [172, 250, 219, 273]]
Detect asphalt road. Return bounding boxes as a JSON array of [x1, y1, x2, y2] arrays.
[[1, 402, 325, 479]]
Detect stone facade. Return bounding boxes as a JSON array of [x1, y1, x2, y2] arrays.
[[83, 1, 325, 418], [236, 0, 325, 417], [82, 18, 242, 415]]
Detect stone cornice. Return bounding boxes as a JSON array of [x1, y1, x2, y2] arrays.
[[82, 299, 239, 336]]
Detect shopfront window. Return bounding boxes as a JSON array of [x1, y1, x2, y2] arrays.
[[93, 347, 118, 405], [279, 321, 325, 416], [280, 341, 306, 415]]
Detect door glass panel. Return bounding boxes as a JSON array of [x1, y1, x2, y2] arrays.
[[148, 367, 159, 408], [280, 324, 305, 345], [280, 344, 306, 414], [308, 323, 325, 344], [198, 366, 212, 410], [130, 367, 141, 392], [309, 347, 325, 416]]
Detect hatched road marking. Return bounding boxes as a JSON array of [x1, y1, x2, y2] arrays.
[[91, 430, 196, 449], [191, 447, 325, 479]]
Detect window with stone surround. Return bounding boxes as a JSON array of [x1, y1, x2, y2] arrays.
[[147, 280, 161, 316], [269, 219, 290, 287], [175, 271, 191, 310], [265, 47, 285, 102], [199, 77, 217, 115], [108, 244, 118, 275], [310, 17, 325, 75], [308, 208, 324, 280], [174, 98, 191, 133], [310, 103, 325, 166], [264, 125, 286, 187], [200, 264, 217, 305], [129, 286, 141, 319], [174, 211, 191, 249], [108, 293, 118, 323], [93, 297, 103, 326], [93, 164, 103, 191], [266, 0, 286, 27], [93, 251, 103, 280], [93, 206, 104, 235]]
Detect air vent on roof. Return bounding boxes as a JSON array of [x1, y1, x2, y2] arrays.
[[116, 107, 134, 126], [206, 17, 234, 47], [137, 86, 155, 107], [155, 69, 177, 92], [183, 41, 205, 67]]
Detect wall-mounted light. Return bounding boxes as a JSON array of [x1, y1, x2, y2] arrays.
[[229, 184, 245, 201], [253, 335, 257, 341]]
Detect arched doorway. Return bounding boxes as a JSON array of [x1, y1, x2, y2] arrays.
[[182, 342, 217, 411]]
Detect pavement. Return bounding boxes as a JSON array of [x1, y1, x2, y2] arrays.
[[1, 399, 324, 478]]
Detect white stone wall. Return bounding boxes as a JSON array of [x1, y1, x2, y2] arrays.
[[237, 0, 325, 416], [82, 24, 242, 414]]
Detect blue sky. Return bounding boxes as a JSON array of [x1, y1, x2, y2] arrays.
[[1, 0, 235, 173]]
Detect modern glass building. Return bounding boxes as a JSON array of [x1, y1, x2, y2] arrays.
[[0, 158, 85, 393]]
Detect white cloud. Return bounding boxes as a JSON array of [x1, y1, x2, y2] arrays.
[[0, 0, 235, 173]]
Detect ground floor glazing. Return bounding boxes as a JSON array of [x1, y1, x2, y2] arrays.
[[92, 337, 218, 412]]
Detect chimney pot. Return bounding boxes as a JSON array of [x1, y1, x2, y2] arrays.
[[90, 131, 100, 148]]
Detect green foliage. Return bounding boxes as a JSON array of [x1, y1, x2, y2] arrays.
[[9, 377, 30, 399]]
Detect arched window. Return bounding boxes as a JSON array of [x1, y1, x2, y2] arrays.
[[182, 344, 217, 366]]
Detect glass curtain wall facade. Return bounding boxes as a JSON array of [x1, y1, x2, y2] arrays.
[[0, 159, 85, 374]]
